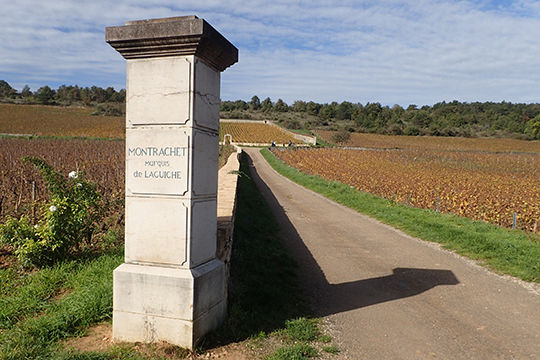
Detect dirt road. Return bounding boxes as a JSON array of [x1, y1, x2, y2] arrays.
[[244, 148, 540, 359]]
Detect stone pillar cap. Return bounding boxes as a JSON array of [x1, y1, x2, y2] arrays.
[[106, 16, 238, 72]]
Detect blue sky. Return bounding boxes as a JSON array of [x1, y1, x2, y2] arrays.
[[1, 0, 539, 107]]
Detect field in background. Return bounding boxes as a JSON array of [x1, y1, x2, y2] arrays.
[[273, 145, 540, 232], [3, 103, 540, 232], [0, 104, 125, 138], [0, 104, 307, 145], [220, 121, 304, 145], [316, 130, 540, 153]]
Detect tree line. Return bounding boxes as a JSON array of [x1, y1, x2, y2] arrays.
[[2, 80, 540, 139], [0, 80, 126, 116], [222, 95, 540, 139]]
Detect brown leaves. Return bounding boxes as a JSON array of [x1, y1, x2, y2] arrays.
[[275, 146, 540, 232]]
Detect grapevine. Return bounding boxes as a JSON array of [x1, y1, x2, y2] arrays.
[[273, 147, 540, 231]]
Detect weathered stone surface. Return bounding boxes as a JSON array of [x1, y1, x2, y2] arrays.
[[106, 16, 238, 72], [107, 15, 237, 348], [113, 260, 226, 345]]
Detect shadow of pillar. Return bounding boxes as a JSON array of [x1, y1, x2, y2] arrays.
[[244, 150, 459, 317]]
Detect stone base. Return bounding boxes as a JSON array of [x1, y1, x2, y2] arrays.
[[112, 259, 226, 348]]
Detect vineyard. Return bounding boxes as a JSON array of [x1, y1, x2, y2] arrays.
[[220, 121, 304, 145], [0, 104, 125, 139], [0, 137, 125, 222], [0, 104, 310, 144], [272, 146, 540, 232], [0, 138, 236, 222], [316, 130, 540, 153]]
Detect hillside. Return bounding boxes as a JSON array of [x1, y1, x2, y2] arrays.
[[0, 104, 124, 139], [221, 97, 540, 140]]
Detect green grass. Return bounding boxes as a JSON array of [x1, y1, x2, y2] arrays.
[[262, 148, 540, 283], [264, 344, 318, 360], [0, 250, 123, 359], [209, 152, 313, 343]]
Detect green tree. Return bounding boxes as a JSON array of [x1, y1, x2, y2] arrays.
[[292, 100, 306, 112], [261, 97, 273, 112], [55, 85, 72, 105], [306, 101, 321, 116], [221, 100, 235, 112], [234, 99, 248, 111], [0, 80, 17, 98], [91, 86, 107, 103], [320, 103, 336, 120], [526, 115, 540, 139], [250, 95, 261, 110], [331, 130, 351, 145], [21, 85, 32, 98], [336, 101, 354, 120], [80, 87, 92, 105], [69, 86, 81, 102], [274, 98, 289, 112], [35, 86, 56, 105]]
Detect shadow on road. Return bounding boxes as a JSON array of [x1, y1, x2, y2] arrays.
[[246, 151, 459, 316]]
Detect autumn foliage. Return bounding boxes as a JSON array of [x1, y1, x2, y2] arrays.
[[0, 137, 124, 222], [0, 104, 125, 139], [273, 141, 540, 231]]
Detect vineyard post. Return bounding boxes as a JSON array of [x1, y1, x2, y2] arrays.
[[106, 16, 238, 349], [436, 196, 440, 213], [513, 212, 517, 229], [32, 181, 36, 224]]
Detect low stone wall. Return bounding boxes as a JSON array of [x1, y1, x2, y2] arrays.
[[216, 145, 242, 285], [221, 119, 270, 124]]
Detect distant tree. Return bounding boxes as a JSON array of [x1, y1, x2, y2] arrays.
[[69, 86, 81, 103], [35, 86, 56, 105], [292, 100, 307, 112], [220, 100, 235, 112], [55, 84, 72, 105], [306, 101, 321, 116], [390, 104, 405, 122], [261, 97, 273, 112], [116, 89, 126, 103], [80, 87, 92, 105], [526, 115, 540, 139], [105, 87, 116, 102], [331, 130, 351, 145], [0, 80, 17, 98], [250, 95, 261, 110], [91, 86, 107, 103], [274, 98, 289, 112], [357, 102, 383, 130], [234, 99, 248, 111], [320, 103, 336, 120], [410, 110, 430, 128], [21, 85, 32, 98], [336, 101, 354, 120]]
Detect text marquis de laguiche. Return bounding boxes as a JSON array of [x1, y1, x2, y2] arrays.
[[129, 146, 187, 180]]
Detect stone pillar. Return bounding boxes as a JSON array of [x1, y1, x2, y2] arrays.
[[105, 16, 238, 348]]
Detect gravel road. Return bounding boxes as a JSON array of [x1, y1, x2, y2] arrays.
[[244, 148, 540, 359]]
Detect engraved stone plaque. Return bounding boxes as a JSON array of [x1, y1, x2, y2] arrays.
[[126, 127, 190, 196]]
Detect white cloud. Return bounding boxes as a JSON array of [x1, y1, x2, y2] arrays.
[[0, 0, 539, 106]]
